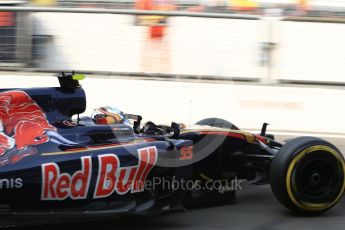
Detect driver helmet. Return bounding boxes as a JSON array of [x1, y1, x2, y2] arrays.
[[92, 106, 130, 126]]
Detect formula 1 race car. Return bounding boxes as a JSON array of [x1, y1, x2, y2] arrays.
[[0, 73, 344, 226]]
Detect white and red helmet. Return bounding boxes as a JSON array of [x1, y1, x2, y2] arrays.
[[92, 106, 130, 126]]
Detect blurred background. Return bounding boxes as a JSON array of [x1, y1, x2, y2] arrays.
[[2, 2, 345, 228], [0, 0, 345, 135]]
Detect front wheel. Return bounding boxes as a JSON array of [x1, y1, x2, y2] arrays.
[[270, 136, 345, 214]]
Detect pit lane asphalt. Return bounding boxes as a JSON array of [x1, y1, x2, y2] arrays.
[[17, 136, 345, 230]]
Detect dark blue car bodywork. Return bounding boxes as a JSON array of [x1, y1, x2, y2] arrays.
[[2, 74, 341, 226], [0, 81, 197, 224]]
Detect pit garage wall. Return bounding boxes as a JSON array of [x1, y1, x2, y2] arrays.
[[275, 20, 345, 83], [1, 74, 345, 135], [32, 13, 345, 84], [32, 13, 260, 80]]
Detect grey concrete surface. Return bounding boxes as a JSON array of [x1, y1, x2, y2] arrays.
[[15, 135, 345, 230]]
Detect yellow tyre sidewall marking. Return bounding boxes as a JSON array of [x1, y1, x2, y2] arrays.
[[286, 145, 345, 211]]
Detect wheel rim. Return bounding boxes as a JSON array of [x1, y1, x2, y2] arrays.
[[294, 153, 342, 203], [286, 145, 345, 211]]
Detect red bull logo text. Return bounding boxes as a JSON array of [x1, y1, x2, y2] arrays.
[[41, 146, 158, 200], [41, 156, 92, 200]]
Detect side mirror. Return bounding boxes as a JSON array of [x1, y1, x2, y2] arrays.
[[170, 122, 181, 139], [260, 123, 275, 140], [125, 114, 142, 134], [260, 123, 269, 136]]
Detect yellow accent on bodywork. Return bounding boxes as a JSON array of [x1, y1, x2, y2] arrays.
[[200, 173, 213, 181], [42, 139, 152, 156], [180, 127, 256, 144], [286, 145, 345, 211], [72, 74, 85, 81]]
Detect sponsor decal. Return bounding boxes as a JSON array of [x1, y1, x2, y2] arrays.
[[41, 146, 158, 200], [239, 100, 303, 110], [62, 120, 78, 127], [41, 156, 92, 200], [180, 146, 193, 161], [112, 127, 131, 132], [0, 178, 23, 189], [0, 91, 77, 167]]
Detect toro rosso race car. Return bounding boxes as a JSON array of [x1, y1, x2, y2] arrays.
[[0, 72, 344, 226]]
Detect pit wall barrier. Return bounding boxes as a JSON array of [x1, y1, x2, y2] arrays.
[[1, 74, 344, 135]]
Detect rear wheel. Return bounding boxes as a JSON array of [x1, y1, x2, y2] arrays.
[[195, 118, 239, 130], [270, 136, 345, 214], [195, 118, 239, 201]]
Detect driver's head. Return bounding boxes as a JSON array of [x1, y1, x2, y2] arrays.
[[92, 106, 129, 125]]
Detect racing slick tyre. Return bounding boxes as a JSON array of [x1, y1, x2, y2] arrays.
[[195, 118, 239, 130], [270, 136, 345, 215]]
